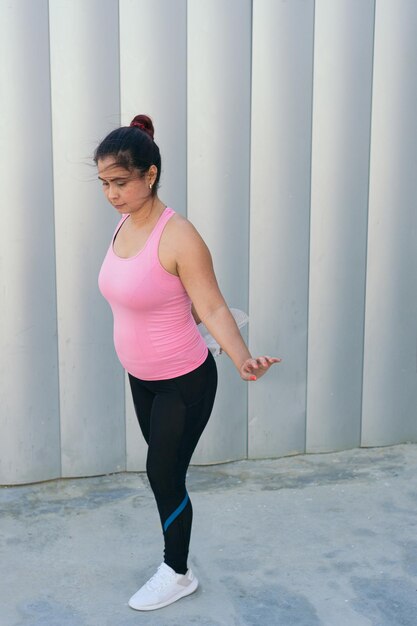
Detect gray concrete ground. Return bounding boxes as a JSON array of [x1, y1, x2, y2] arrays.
[[2, 444, 417, 626]]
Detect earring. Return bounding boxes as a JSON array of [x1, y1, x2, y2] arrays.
[[149, 183, 153, 190]]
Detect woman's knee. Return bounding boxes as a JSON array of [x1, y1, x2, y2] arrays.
[[146, 458, 179, 498]]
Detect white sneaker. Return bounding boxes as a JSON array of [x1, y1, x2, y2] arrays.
[[128, 562, 199, 611]]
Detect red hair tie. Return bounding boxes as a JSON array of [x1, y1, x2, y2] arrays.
[[130, 120, 146, 131]]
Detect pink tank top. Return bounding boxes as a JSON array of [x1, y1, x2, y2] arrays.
[[98, 207, 208, 380]]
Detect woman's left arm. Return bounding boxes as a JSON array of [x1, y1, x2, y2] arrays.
[[174, 219, 281, 381]]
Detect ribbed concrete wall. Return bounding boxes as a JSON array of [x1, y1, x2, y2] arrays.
[[1, 0, 416, 484]]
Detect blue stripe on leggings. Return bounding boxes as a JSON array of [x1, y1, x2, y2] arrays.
[[163, 493, 189, 532]]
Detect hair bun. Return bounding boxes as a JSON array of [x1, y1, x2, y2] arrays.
[[129, 114, 155, 140]]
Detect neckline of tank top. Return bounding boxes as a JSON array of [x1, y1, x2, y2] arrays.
[[111, 206, 173, 261]]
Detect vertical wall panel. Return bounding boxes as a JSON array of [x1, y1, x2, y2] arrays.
[[0, 0, 60, 484], [362, 1, 417, 445], [119, 0, 187, 471], [188, 0, 252, 463], [306, 0, 375, 452], [49, 0, 125, 477], [119, 0, 187, 214], [249, 0, 314, 458]]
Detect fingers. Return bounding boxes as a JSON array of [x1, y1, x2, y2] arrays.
[[240, 355, 282, 381], [248, 356, 282, 369], [264, 356, 282, 364]]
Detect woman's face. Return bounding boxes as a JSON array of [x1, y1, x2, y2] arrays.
[[97, 156, 154, 214]]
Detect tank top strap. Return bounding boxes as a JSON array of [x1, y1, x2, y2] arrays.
[[148, 207, 175, 248], [111, 213, 130, 243]]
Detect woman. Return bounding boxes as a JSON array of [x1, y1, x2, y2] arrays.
[[96, 115, 280, 612]]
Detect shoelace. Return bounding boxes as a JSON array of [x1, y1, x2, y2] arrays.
[[146, 565, 176, 592]]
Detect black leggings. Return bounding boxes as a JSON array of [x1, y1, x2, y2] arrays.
[[128, 351, 218, 574]]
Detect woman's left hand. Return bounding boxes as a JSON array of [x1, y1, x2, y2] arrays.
[[239, 356, 282, 381]]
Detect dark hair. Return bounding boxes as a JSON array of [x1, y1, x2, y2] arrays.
[[94, 114, 161, 195]]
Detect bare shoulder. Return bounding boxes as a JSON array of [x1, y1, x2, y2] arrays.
[[164, 211, 209, 254], [159, 210, 211, 275], [165, 211, 202, 237]]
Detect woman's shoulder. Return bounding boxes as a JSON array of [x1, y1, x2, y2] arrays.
[[165, 210, 202, 241], [162, 209, 209, 256]]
